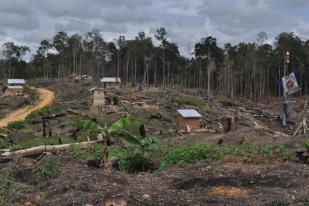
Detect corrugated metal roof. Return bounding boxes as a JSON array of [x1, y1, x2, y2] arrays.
[[8, 79, 26, 84], [177, 109, 202, 118], [100, 77, 121, 83]]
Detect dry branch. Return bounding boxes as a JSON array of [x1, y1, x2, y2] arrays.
[[1, 140, 102, 157]]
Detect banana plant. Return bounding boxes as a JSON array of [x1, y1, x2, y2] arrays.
[[79, 117, 145, 167]]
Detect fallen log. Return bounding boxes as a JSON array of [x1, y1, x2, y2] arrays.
[[1, 140, 102, 157], [253, 121, 289, 137], [0, 133, 8, 138]]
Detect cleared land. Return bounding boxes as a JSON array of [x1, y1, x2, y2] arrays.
[[0, 87, 55, 127], [0, 80, 308, 206]]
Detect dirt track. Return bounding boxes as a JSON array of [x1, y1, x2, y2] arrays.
[[0, 87, 55, 127]]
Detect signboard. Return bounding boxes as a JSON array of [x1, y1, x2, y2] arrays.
[[282, 72, 300, 95]]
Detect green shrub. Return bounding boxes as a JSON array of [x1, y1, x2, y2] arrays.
[[32, 155, 60, 181], [0, 169, 24, 206], [109, 139, 160, 173], [303, 140, 309, 150], [26, 103, 86, 120], [112, 95, 120, 105], [70, 144, 103, 161], [174, 96, 206, 106], [6, 121, 25, 130]]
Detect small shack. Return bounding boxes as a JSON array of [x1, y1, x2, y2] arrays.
[[175, 109, 202, 131], [90, 87, 106, 106], [2, 79, 26, 97], [2, 86, 24, 96], [71, 74, 92, 83], [100, 77, 121, 88]]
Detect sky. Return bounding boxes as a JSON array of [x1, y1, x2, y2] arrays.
[[0, 0, 309, 58]]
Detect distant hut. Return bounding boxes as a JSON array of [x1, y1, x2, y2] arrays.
[[2, 79, 26, 97], [175, 109, 202, 131], [72, 74, 92, 83], [90, 88, 106, 106], [2, 86, 24, 96], [100, 77, 121, 88]]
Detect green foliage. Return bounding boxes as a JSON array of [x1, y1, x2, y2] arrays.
[[0, 169, 24, 206], [238, 136, 246, 145], [109, 137, 160, 172], [303, 140, 309, 150], [0, 138, 8, 149], [26, 103, 86, 120], [112, 95, 120, 105], [6, 121, 26, 130], [70, 144, 103, 161], [145, 91, 167, 99], [32, 155, 60, 181], [174, 96, 206, 106], [160, 143, 294, 169]]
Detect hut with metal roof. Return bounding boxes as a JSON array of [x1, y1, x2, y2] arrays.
[[2, 79, 26, 97], [175, 109, 202, 131], [100, 77, 121, 88]]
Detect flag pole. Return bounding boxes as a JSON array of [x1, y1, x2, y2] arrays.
[[282, 51, 290, 126]]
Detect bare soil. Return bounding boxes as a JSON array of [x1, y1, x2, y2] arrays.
[[0, 87, 55, 127], [12, 154, 309, 206], [1, 80, 309, 206]]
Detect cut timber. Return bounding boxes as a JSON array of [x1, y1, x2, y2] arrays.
[[1, 140, 101, 157], [293, 118, 308, 136], [253, 121, 289, 137]]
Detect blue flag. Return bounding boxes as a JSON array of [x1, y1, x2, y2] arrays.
[[276, 79, 283, 87], [293, 68, 300, 79]]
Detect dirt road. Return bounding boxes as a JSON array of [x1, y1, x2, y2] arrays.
[[0, 87, 55, 127]]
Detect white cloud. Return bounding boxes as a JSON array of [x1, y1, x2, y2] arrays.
[[0, 0, 308, 56]]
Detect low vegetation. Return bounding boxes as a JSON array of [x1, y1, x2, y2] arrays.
[[6, 121, 26, 130], [0, 162, 26, 206], [69, 140, 294, 173], [32, 155, 60, 181]]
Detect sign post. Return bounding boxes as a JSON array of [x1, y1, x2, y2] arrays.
[[281, 52, 301, 126]]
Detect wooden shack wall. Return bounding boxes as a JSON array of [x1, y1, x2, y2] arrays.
[[93, 90, 105, 106], [3, 88, 23, 97], [104, 82, 120, 88], [175, 115, 201, 130]]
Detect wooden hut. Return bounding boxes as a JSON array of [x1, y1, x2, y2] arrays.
[[100, 77, 121, 88], [2, 79, 26, 97], [2, 86, 24, 97], [72, 74, 92, 83], [90, 88, 106, 106], [175, 109, 202, 131]]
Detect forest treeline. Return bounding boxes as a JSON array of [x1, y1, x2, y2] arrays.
[[0, 28, 308, 99]]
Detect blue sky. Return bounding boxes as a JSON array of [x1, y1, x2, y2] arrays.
[[0, 0, 309, 56]]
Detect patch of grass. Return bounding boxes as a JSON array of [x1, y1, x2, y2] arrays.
[[174, 96, 206, 106], [145, 91, 167, 99], [0, 169, 25, 206], [70, 143, 103, 161], [6, 121, 26, 130], [32, 155, 60, 181], [26, 103, 87, 120], [69, 140, 293, 172], [303, 140, 309, 150], [160, 143, 294, 169]]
